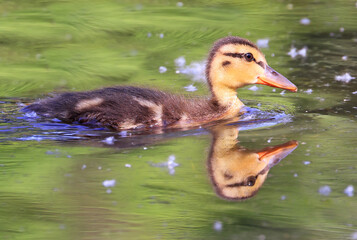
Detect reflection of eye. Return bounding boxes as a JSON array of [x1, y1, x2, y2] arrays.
[[246, 176, 256, 186]]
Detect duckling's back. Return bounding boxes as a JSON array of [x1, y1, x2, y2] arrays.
[[23, 86, 223, 130], [23, 87, 177, 130]]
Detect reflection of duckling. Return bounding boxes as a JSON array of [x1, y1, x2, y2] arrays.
[[23, 36, 297, 130], [208, 125, 298, 200]]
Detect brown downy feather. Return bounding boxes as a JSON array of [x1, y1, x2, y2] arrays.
[[23, 86, 227, 130]]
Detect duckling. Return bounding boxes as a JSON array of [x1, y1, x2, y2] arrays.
[[23, 36, 297, 130], [208, 125, 298, 200]]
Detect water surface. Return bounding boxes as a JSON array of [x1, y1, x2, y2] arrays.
[[0, 0, 356, 239]]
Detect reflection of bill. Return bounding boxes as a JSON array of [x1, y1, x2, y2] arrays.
[[208, 125, 298, 201]]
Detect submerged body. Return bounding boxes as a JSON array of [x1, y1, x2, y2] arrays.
[[23, 36, 297, 130]]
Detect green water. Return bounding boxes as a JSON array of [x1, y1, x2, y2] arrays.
[[0, 0, 357, 239]]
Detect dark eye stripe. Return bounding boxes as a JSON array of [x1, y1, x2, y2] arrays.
[[256, 60, 265, 69], [223, 52, 265, 69], [223, 53, 244, 58]]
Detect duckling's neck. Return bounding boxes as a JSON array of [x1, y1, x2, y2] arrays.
[[210, 84, 244, 118]]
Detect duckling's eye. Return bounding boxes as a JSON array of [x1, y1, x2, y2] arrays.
[[246, 176, 256, 186], [244, 53, 254, 62]]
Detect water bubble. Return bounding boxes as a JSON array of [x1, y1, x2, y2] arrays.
[[177, 2, 183, 7], [102, 179, 116, 188], [248, 86, 259, 91], [344, 185, 354, 197], [335, 73, 355, 83], [256, 39, 269, 48], [184, 84, 197, 92], [304, 89, 313, 94], [213, 221, 223, 231], [300, 18, 311, 25], [125, 164, 132, 168], [103, 136, 115, 145], [318, 185, 331, 196], [159, 66, 167, 73]]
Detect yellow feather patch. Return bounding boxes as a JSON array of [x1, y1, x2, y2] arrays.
[[75, 97, 104, 111]]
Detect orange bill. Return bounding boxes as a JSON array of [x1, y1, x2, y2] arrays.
[[257, 140, 299, 167], [256, 65, 298, 92]]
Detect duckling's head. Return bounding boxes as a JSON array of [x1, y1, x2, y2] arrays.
[[206, 36, 297, 99]]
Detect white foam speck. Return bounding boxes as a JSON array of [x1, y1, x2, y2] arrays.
[[175, 56, 186, 67], [177, 2, 183, 7], [294, 173, 298, 177], [342, 55, 348, 61], [103, 136, 115, 145], [335, 73, 355, 83], [106, 189, 112, 194], [125, 164, 132, 168], [300, 18, 311, 25], [24, 111, 38, 118], [159, 66, 167, 73], [352, 91, 357, 95], [303, 161, 311, 165], [281, 195, 287, 200], [167, 155, 179, 175], [256, 39, 269, 48], [248, 85, 259, 91], [298, 47, 307, 57], [119, 131, 127, 137], [184, 84, 197, 92], [147, 32, 152, 38], [159, 33, 164, 38], [287, 3, 293, 9], [102, 179, 116, 188], [174, 56, 206, 82], [351, 232, 357, 240], [81, 164, 86, 170], [213, 221, 223, 232], [288, 47, 307, 58], [98, 166, 102, 170], [344, 185, 354, 197], [272, 89, 276, 92], [304, 89, 313, 94], [150, 154, 179, 175], [318, 185, 331, 196], [340, 27, 345, 32], [143, 147, 147, 150], [267, 137, 272, 143], [280, 90, 286, 96], [287, 48, 298, 58]]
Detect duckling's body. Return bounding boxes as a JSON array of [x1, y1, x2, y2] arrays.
[[26, 86, 227, 130], [23, 36, 297, 130]]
